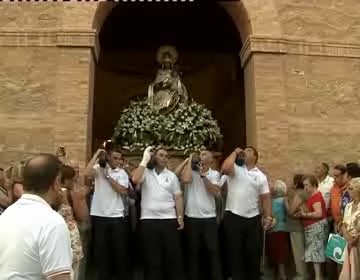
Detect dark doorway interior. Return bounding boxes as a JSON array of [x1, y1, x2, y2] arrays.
[[93, 1, 245, 155]]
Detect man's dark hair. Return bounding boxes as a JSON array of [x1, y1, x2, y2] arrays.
[[107, 145, 123, 157], [293, 174, 304, 189], [334, 164, 347, 174], [246, 146, 259, 164], [321, 162, 330, 175], [23, 154, 62, 194], [60, 165, 76, 184], [155, 147, 168, 154], [346, 162, 360, 178]]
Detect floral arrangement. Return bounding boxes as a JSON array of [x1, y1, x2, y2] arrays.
[[112, 99, 222, 152]]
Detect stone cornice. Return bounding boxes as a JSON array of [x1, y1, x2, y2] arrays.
[[2, 31, 360, 67], [240, 36, 360, 67], [0, 29, 99, 60]]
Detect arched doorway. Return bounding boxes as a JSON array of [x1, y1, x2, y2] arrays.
[[92, 2, 245, 156]]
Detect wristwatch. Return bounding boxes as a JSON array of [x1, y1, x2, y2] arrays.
[[105, 175, 111, 181]]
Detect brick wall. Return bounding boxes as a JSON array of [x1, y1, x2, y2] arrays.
[[0, 1, 359, 184], [285, 55, 360, 173], [0, 47, 58, 164], [0, 46, 94, 167]]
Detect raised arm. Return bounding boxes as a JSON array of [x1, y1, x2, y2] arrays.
[[180, 155, 192, 184], [221, 148, 242, 176], [131, 146, 153, 185], [174, 157, 189, 179], [84, 149, 104, 179]]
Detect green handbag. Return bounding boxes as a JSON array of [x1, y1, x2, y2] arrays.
[[325, 233, 347, 264]]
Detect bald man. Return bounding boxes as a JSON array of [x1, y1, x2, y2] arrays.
[[0, 154, 72, 280], [177, 150, 222, 280]]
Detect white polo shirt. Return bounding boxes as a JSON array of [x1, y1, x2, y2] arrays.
[[141, 168, 182, 220], [226, 164, 269, 218], [0, 194, 72, 279], [220, 175, 228, 187], [318, 175, 334, 209], [185, 169, 221, 218], [90, 164, 129, 218]]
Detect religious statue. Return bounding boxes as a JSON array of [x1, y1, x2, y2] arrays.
[[147, 45, 188, 113], [112, 45, 222, 153]]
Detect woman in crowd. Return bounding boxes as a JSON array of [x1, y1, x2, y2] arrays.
[[339, 177, 360, 280], [10, 162, 25, 203], [59, 165, 89, 280], [70, 160, 91, 280], [295, 174, 327, 280], [266, 180, 290, 280], [0, 167, 10, 215], [284, 174, 308, 280]]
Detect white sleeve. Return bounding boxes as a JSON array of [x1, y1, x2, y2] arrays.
[[208, 171, 221, 186], [171, 175, 182, 195], [260, 174, 270, 195], [140, 168, 148, 185], [115, 170, 129, 188], [220, 175, 228, 187], [39, 219, 72, 278], [233, 164, 247, 178]]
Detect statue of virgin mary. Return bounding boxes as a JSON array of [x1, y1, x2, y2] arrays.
[[147, 46, 188, 113]]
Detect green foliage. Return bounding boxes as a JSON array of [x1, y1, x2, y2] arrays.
[[112, 99, 222, 152]]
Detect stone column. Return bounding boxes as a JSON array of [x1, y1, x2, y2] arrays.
[[240, 38, 290, 182], [54, 31, 97, 165]]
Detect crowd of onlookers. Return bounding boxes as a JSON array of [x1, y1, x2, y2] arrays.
[[0, 148, 92, 279], [264, 162, 360, 280], [0, 144, 360, 280]]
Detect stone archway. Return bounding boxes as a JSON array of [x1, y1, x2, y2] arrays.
[[86, 0, 286, 179], [89, 0, 282, 150], [91, 2, 243, 155]]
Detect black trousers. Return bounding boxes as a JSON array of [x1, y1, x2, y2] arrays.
[[223, 211, 263, 280], [140, 219, 183, 280], [92, 216, 131, 280], [184, 217, 222, 280]]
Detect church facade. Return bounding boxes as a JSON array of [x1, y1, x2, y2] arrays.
[[0, 0, 359, 182]]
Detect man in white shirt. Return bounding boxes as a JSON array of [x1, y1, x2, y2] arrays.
[[0, 154, 72, 280], [132, 147, 184, 280], [175, 150, 222, 280], [85, 147, 130, 280], [221, 146, 272, 280], [315, 162, 334, 209]]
